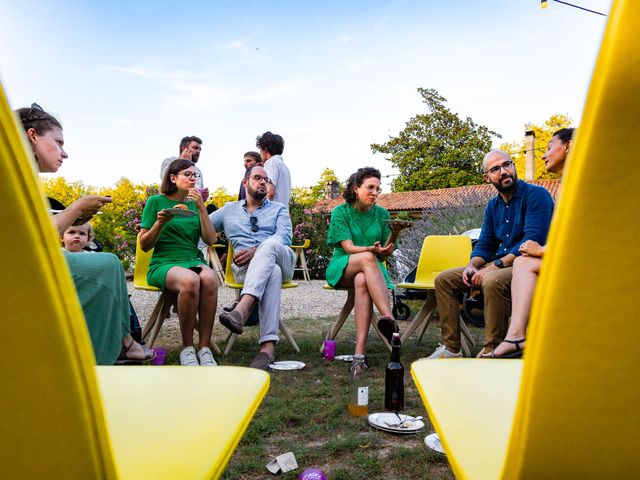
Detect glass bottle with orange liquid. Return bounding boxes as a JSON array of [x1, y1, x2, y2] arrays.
[[348, 354, 368, 416]]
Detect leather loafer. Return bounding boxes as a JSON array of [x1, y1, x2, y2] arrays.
[[219, 310, 244, 334], [249, 351, 274, 371]]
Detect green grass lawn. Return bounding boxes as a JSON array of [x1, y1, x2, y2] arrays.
[[162, 308, 485, 479]]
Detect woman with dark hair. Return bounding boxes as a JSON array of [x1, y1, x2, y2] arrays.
[[325, 167, 407, 356], [140, 159, 219, 366], [483, 127, 574, 358], [16, 104, 154, 364]]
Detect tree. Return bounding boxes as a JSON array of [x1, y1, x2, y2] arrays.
[[371, 88, 500, 191], [209, 187, 236, 208], [310, 168, 340, 201], [500, 114, 573, 180]]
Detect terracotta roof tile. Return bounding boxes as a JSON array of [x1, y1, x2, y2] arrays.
[[312, 180, 560, 213]]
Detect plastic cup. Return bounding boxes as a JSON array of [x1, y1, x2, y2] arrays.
[[299, 468, 327, 480], [152, 347, 166, 365], [199, 188, 208, 202], [323, 339, 336, 361]]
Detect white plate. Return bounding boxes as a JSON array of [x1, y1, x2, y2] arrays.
[[268, 360, 305, 371], [424, 433, 446, 456], [334, 354, 354, 362], [163, 208, 196, 217], [368, 412, 425, 434]]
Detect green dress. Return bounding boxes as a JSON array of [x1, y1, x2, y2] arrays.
[[140, 195, 206, 290], [63, 251, 130, 365], [325, 203, 394, 288]]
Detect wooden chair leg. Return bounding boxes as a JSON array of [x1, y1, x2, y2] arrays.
[[141, 293, 165, 341], [460, 333, 471, 358], [224, 332, 238, 356], [299, 250, 311, 282], [320, 290, 355, 353], [400, 291, 436, 343], [459, 315, 476, 347], [207, 247, 225, 285], [416, 309, 436, 343], [279, 319, 300, 353], [147, 298, 172, 348]]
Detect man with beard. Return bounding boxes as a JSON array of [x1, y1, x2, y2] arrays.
[[160, 136, 208, 198], [209, 165, 295, 370], [426, 150, 554, 359]]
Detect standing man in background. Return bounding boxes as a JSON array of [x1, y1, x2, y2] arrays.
[[238, 151, 262, 200], [256, 131, 291, 207], [160, 135, 208, 200]]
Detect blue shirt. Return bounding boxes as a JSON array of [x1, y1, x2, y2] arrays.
[[209, 198, 292, 252], [472, 180, 554, 262]]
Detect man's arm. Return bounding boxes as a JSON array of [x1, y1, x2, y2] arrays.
[[511, 188, 555, 256], [271, 204, 292, 245], [264, 160, 278, 201], [266, 182, 276, 200]]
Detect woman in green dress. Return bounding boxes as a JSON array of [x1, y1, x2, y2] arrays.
[[326, 167, 406, 356], [140, 159, 219, 366], [17, 104, 154, 365]]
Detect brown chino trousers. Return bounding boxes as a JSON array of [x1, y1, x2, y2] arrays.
[[434, 266, 512, 351]]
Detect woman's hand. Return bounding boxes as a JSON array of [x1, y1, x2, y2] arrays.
[[370, 241, 394, 257], [156, 209, 173, 226], [70, 195, 112, 224], [519, 240, 545, 257], [187, 187, 205, 210]]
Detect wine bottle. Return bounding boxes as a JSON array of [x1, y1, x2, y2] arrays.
[[384, 332, 404, 412]]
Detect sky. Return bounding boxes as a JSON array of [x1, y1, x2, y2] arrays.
[[0, 0, 612, 194]]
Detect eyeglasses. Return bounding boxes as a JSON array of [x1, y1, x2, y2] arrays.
[[363, 185, 382, 193], [251, 174, 269, 183], [249, 216, 259, 233], [179, 171, 201, 179], [485, 160, 515, 175]]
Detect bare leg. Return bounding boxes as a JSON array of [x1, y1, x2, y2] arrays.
[[339, 252, 393, 318], [165, 266, 201, 347], [233, 294, 257, 321], [196, 266, 218, 350], [353, 272, 373, 355], [486, 256, 541, 356]]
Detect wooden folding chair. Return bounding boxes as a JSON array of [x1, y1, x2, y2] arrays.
[[0, 84, 268, 479], [206, 243, 226, 285], [291, 238, 311, 282], [412, 3, 640, 477], [222, 244, 300, 355], [397, 235, 476, 357], [320, 283, 393, 353], [134, 234, 221, 354]]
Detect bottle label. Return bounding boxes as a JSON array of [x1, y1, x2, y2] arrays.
[[357, 386, 368, 406]]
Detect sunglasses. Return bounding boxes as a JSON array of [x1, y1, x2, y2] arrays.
[[249, 216, 259, 233]]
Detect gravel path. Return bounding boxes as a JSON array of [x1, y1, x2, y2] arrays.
[[128, 279, 351, 347]]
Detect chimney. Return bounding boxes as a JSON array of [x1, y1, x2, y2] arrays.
[[524, 130, 535, 181], [324, 180, 340, 200]]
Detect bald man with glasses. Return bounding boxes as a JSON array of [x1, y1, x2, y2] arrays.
[[209, 165, 295, 370], [426, 150, 555, 359]]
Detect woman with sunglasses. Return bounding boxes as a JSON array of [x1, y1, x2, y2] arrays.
[[16, 104, 155, 365], [139, 159, 219, 366], [326, 167, 408, 357], [483, 128, 574, 358]]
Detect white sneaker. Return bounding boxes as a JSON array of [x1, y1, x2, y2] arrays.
[[197, 347, 217, 366], [425, 344, 463, 359], [180, 346, 199, 366]]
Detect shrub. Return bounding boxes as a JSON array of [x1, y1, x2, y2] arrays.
[[290, 202, 332, 279]]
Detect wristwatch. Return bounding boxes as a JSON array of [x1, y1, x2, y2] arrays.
[[494, 258, 505, 268]]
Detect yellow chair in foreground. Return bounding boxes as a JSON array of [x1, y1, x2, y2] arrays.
[[397, 235, 475, 356], [411, 1, 640, 478], [222, 244, 300, 355], [0, 84, 268, 479]]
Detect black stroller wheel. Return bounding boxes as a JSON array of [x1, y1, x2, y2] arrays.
[[393, 302, 411, 321]]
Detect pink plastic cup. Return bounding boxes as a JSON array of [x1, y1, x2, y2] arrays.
[[323, 340, 336, 362], [199, 188, 208, 202], [152, 347, 166, 365], [299, 469, 327, 480]]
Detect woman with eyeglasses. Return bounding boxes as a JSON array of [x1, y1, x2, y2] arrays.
[[483, 128, 574, 358], [16, 104, 155, 365], [139, 159, 219, 366], [326, 167, 408, 357]]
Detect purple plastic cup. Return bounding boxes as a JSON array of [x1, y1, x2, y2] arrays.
[[152, 347, 166, 365], [323, 340, 336, 361], [299, 469, 327, 480], [199, 188, 208, 202]]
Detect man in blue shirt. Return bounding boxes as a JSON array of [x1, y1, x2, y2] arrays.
[[427, 150, 554, 359], [210, 165, 295, 370]]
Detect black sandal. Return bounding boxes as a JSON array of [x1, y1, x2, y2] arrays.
[[115, 340, 156, 365], [490, 338, 525, 359]]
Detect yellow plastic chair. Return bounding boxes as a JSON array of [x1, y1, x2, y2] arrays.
[[411, 2, 640, 478], [134, 235, 221, 353], [291, 238, 311, 282], [0, 84, 269, 479], [397, 235, 476, 356], [222, 244, 300, 355], [206, 243, 226, 285]]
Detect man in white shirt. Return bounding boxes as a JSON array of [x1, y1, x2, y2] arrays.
[[256, 131, 291, 207]]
